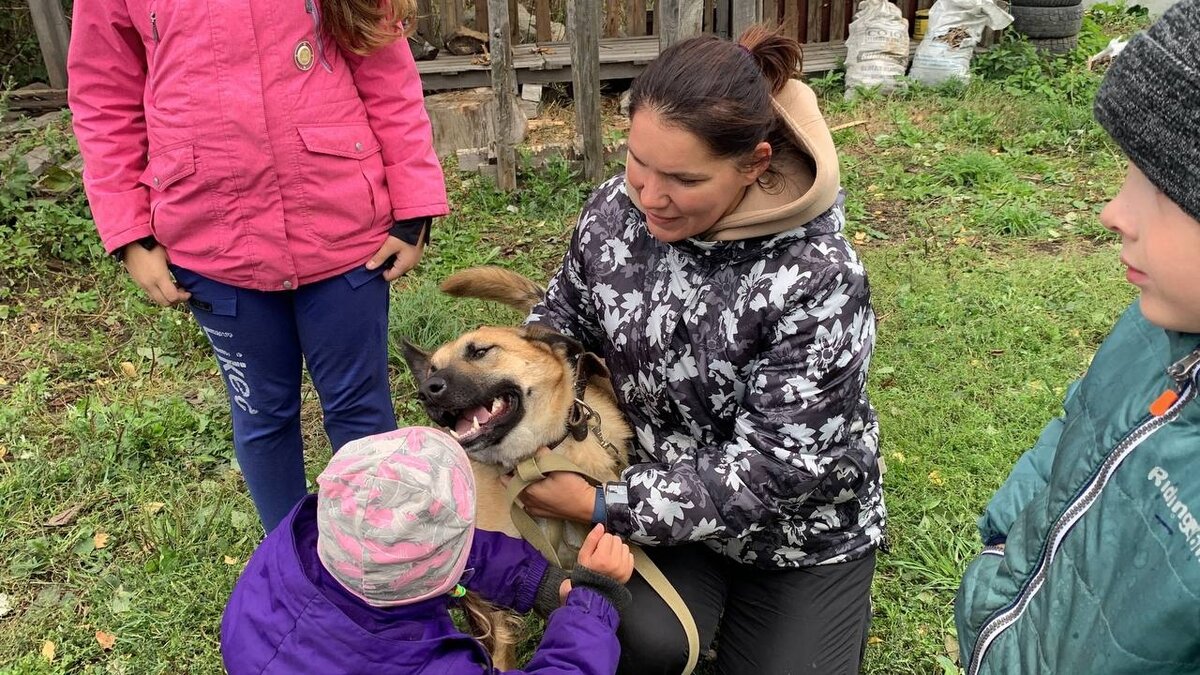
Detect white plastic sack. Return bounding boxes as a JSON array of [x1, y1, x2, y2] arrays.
[[1087, 37, 1128, 71], [844, 0, 911, 98], [908, 0, 1013, 86]]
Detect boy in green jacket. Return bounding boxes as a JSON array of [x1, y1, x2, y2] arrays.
[[955, 1, 1200, 673]]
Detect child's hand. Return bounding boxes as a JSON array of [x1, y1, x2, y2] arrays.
[[576, 523, 634, 583]]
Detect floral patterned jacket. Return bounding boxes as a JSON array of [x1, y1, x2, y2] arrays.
[[529, 175, 886, 568]]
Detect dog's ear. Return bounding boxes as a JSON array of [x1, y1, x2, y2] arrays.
[[523, 325, 586, 360], [401, 339, 433, 382], [576, 352, 611, 383]]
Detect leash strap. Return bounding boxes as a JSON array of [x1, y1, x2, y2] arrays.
[[507, 455, 699, 675]]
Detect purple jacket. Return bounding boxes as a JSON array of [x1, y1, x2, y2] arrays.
[[221, 496, 620, 674]]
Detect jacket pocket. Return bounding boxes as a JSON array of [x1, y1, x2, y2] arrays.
[[295, 123, 388, 248], [138, 143, 221, 256]]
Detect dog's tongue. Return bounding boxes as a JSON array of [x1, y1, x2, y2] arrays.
[[455, 405, 494, 436]]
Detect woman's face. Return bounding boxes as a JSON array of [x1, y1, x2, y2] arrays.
[[625, 107, 769, 243]]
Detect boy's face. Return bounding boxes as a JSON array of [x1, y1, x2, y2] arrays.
[[1101, 163, 1200, 333]]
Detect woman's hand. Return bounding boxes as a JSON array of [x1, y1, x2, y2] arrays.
[[501, 449, 596, 523], [123, 243, 190, 307], [577, 523, 634, 584], [366, 235, 425, 281]]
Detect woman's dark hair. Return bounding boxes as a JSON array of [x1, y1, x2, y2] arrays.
[[628, 25, 804, 175]]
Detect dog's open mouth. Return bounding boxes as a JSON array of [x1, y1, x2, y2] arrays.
[[448, 391, 521, 445]]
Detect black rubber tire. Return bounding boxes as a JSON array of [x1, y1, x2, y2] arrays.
[[1029, 35, 1080, 53], [1010, 4, 1085, 38], [1009, 0, 1081, 8]]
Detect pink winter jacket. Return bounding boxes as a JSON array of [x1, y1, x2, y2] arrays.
[[68, 0, 448, 291]]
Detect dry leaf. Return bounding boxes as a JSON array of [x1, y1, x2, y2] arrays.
[[41, 640, 55, 662], [142, 502, 165, 515], [94, 532, 110, 550], [46, 504, 83, 527], [29, 322, 41, 334], [95, 630, 116, 650], [944, 634, 960, 660], [119, 361, 137, 378], [867, 635, 883, 645], [0, 593, 11, 618], [224, 555, 239, 565], [928, 470, 944, 486], [0, 445, 9, 462]]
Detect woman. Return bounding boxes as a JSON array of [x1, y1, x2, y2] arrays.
[[515, 25, 886, 675], [68, 0, 448, 532]]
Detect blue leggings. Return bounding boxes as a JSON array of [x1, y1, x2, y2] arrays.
[[172, 264, 397, 532]]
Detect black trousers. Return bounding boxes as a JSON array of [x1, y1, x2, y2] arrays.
[[616, 544, 876, 675]]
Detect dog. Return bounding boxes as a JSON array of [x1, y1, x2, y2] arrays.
[[401, 266, 632, 668]]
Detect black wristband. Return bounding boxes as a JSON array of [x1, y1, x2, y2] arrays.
[[570, 564, 632, 613], [389, 216, 432, 247], [533, 565, 570, 618], [112, 236, 158, 262]]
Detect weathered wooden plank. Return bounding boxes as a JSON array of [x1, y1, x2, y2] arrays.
[[415, 36, 874, 90], [631, 0, 647, 35], [476, 0, 490, 34], [763, 0, 779, 27], [417, 0, 437, 46], [658, 0, 704, 48], [830, 0, 848, 41], [487, 0, 518, 190], [568, 0, 605, 183], [807, 0, 823, 42], [716, 0, 730, 38], [438, 0, 462, 38], [536, 0, 552, 40], [731, 0, 760, 39], [27, 0, 71, 89], [782, 0, 801, 41]]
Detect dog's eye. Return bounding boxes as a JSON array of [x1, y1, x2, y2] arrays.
[[466, 344, 493, 360]]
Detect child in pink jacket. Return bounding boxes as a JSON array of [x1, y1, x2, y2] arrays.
[[68, 0, 449, 531]]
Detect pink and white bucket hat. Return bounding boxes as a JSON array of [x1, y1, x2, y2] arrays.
[[315, 426, 476, 607]]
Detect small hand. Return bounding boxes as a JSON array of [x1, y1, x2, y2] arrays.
[[577, 523, 634, 584], [123, 242, 190, 307], [366, 235, 425, 282]]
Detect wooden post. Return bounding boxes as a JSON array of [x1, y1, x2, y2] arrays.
[[782, 0, 801, 40], [631, 0, 647, 36], [535, 0, 552, 40], [731, 0, 761, 38], [487, 0, 518, 190], [658, 0, 704, 49], [568, 0, 604, 184], [439, 0, 463, 42], [27, 0, 70, 89]]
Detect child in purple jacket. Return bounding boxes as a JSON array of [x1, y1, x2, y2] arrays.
[[220, 427, 632, 674]]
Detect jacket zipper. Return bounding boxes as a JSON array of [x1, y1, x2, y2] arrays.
[[967, 347, 1200, 675], [304, 0, 334, 72], [150, 12, 159, 42]]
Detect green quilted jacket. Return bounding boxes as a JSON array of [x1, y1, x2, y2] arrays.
[[956, 302, 1200, 674]]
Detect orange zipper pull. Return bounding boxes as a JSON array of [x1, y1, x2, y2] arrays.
[[1150, 389, 1179, 417]]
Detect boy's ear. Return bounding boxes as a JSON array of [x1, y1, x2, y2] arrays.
[[401, 340, 432, 383]]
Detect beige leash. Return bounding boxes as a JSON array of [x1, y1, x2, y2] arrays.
[[506, 454, 700, 675]]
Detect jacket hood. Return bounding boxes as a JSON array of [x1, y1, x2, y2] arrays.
[[626, 78, 841, 242]]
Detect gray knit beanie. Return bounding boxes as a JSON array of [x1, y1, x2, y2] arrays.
[[1094, 0, 1200, 222]]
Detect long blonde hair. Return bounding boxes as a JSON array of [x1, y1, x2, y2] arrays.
[[460, 591, 525, 658], [322, 0, 418, 55]]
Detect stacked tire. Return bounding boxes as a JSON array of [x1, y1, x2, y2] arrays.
[[1008, 0, 1084, 53]]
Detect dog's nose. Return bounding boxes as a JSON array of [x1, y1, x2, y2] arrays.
[[420, 375, 447, 401]]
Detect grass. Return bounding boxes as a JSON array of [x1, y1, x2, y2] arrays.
[[0, 11, 1146, 674]]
